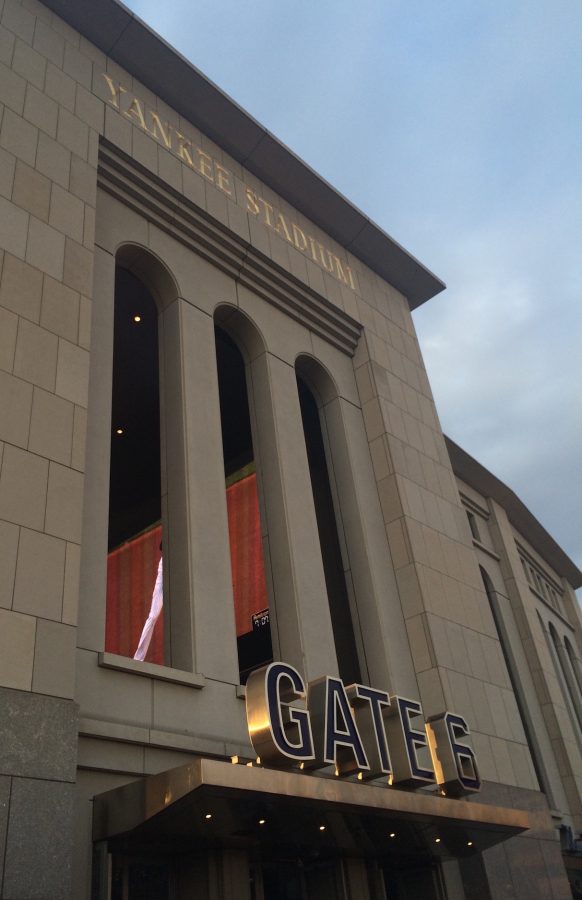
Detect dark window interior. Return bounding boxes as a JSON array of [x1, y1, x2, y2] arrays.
[[480, 567, 549, 795], [297, 377, 361, 685], [108, 267, 161, 550], [216, 326, 273, 682], [105, 268, 164, 664], [467, 511, 480, 542]]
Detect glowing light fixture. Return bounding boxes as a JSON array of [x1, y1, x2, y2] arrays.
[[319, 825, 326, 832], [435, 837, 441, 844], [389, 833, 396, 839], [133, 315, 141, 322], [115, 428, 123, 435], [205, 813, 212, 820]]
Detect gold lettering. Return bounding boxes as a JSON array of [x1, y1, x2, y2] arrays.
[[124, 97, 147, 130], [274, 213, 292, 243], [214, 163, 232, 196], [102, 73, 126, 110], [147, 112, 172, 149], [100, 76, 360, 294], [246, 188, 261, 216], [259, 199, 275, 228], [307, 236, 319, 263], [318, 245, 334, 273], [175, 132, 193, 166], [196, 149, 214, 181], [292, 224, 308, 252], [332, 255, 350, 286]]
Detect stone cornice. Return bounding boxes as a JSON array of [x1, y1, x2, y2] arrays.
[[98, 140, 362, 356]]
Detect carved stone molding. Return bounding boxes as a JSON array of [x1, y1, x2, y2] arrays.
[[98, 140, 362, 356]]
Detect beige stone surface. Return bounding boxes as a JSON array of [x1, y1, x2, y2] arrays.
[[1, 106, 38, 167], [75, 648, 153, 728], [35, 129, 71, 188], [12, 34, 46, 88], [49, 182, 85, 243], [0, 22, 16, 64], [0, 368, 32, 447], [62, 540, 80, 625], [32, 15, 64, 67], [12, 159, 51, 220], [14, 316, 58, 389], [0, 305, 18, 371], [57, 105, 89, 159], [55, 337, 89, 406], [165, 299, 239, 680], [40, 273, 80, 342], [0, 606, 36, 691], [2, 0, 36, 44], [45, 60, 76, 111], [28, 385, 74, 463], [32, 617, 76, 697], [0, 194, 28, 258], [45, 459, 83, 541], [0, 145, 16, 199], [63, 235, 93, 295], [71, 403, 86, 471], [12, 526, 65, 619], [0, 518, 19, 609], [0, 60, 27, 115], [69, 153, 96, 206], [26, 215, 65, 279], [0, 252, 43, 322], [0, 443, 48, 529]]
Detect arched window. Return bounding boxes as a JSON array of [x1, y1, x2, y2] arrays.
[[480, 567, 550, 797], [105, 265, 164, 665], [564, 637, 582, 697], [215, 324, 273, 683], [548, 622, 582, 734], [296, 367, 361, 685]]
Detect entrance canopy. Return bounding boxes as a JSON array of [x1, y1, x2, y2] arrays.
[[93, 758, 529, 863]]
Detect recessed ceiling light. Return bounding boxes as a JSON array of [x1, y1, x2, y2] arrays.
[[389, 833, 396, 838], [259, 819, 266, 825], [467, 841, 473, 847], [133, 315, 141, 322], [205, 813, 212, 820], [435, 837, 441, 843], [319, 825, 326, 831], [115, 428, 123, 435]]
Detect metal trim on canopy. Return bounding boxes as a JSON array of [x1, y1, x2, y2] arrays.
[[93, 757, 530, 860]]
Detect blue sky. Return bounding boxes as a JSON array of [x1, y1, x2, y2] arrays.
[[123, 0, 582, 578]]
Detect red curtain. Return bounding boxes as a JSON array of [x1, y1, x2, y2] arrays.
[[105, 472, 268, 662], [226, 471, 269, 636], [106, 524, 163, 664]]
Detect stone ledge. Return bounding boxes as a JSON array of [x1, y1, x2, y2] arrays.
[[98, 651, 206, 688]]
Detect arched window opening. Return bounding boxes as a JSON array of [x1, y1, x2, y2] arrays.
[[297, 375, 361, 685], [549, 623, 582, 734], [466, 510, 480, 541], [480, 568, 549, 798], [215, 325, 272, 683], [106, 266, 164, 665], [565, 637, 582, 697]]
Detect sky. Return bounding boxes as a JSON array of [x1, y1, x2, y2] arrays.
[[123, 0, 582, 580]]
